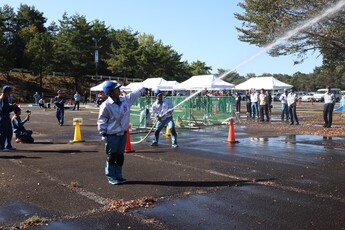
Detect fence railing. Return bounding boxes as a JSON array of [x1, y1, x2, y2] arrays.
[[129, 96, 236, 128]]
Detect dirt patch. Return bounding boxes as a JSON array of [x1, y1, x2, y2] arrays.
[[240, 114, 345, 137]]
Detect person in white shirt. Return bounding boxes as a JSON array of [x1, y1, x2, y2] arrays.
[[279, 89, 289, 121], [323, 86, 335, 128], [287, 88, 299, 125], [250, 89, 258, 119], [259, 88, 269, 122]]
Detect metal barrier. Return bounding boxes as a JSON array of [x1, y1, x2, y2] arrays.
[[130, 96, 236, 128]]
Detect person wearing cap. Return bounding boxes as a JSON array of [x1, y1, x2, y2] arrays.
[[279, 89, 289, 121], [323, 86, 335, 128], [53, 90, 66, 126], [0, 85, 18, 151], [11, 107, 34, 143], [97, 80, 147, 185], [150, 89, 178, 148], [287, 88, 299, 125]]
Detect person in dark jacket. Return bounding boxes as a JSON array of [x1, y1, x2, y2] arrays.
[[54, 90, 66, 126], [0, 85, 18, 151]]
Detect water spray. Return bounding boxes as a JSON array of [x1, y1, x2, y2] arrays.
[[173, 0, 345, 112], [132, 0, 345, 144]]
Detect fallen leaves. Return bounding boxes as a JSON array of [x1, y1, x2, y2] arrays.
[[106, 196, 155, 213], [21, 215, 48, 228]]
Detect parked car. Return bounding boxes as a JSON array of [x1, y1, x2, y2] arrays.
[[301, 93, 314, 102], [313, 88, 342, 102]]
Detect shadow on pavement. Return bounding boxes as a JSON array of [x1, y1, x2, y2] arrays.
[[125, 180, 250, 187], [0, 155, 41, 159]]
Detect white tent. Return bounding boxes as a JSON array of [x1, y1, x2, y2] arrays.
[[141, 77, 168, 90], [90, 80, 115, 92], [157, 80, 179, 91], [235, 77, 293, 90], [91, 78, 178, 92], [173, 75, 235, 91], [90, 80, 140, 92], [121, 82, 143, 91]]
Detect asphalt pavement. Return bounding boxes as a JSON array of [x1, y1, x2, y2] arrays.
[[0, 104, 344, 230]]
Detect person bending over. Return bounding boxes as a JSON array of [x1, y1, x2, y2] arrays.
[[12, 107, 34, 143]]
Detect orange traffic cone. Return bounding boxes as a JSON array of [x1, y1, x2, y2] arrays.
[[226, 118, 239, 143], [125, 129, 135, 153], [310, 99, 314, 105]]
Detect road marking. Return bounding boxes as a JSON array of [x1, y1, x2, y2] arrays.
[[132, 154, 345, 203]]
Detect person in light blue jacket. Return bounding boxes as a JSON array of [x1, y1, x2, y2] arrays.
[[97, 81, 147, 185], [73, 91, 81, 110], [150, 89, 178, 148]]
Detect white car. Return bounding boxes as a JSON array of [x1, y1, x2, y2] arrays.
[[300, 93, 314, 102]]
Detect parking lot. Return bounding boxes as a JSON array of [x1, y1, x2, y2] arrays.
[[0, 104, 344, 229]]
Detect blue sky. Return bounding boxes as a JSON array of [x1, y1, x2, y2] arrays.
[[2, 0, 323, 76]]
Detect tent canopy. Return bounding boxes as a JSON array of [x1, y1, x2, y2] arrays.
[[157, 80, 179, 91], [141, 78, 168, 91], [90, 80, 138, 92], [235, 76, 293, 91], [121, 82, 143, 91], [90, 78, 181, 92], [173, 75, 235, 91], [90, 80, 117, 92]]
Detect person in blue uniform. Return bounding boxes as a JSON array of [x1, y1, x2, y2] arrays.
[[54, 90, 66, 126], [97, 81, 147, 185], [0, 85, 18, 151], [150, 89, 178, 148]]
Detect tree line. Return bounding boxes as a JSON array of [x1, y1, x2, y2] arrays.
[[234, 0, 345, 91], [0, 4, 216, 93], [0, 3, 344, 96]]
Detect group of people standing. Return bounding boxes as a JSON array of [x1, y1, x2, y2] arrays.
[[245, 86, 336, 127], [245, 88, 272, 122], [279, 86, 336, 127]]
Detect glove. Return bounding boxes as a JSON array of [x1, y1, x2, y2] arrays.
[[101, 136, 106, 141]]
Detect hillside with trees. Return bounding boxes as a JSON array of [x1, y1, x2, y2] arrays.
[[0, 2, 344, 102]]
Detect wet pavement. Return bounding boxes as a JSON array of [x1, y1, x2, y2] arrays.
[[0, 105, 344, 229]]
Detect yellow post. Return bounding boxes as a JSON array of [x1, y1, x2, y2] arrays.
[[73, 120, 82, 142], [166, 126, 171, 136], [71, 118, 84, 143]]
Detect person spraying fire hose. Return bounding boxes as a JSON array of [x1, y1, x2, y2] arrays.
[[149, 89, 178, 148]]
